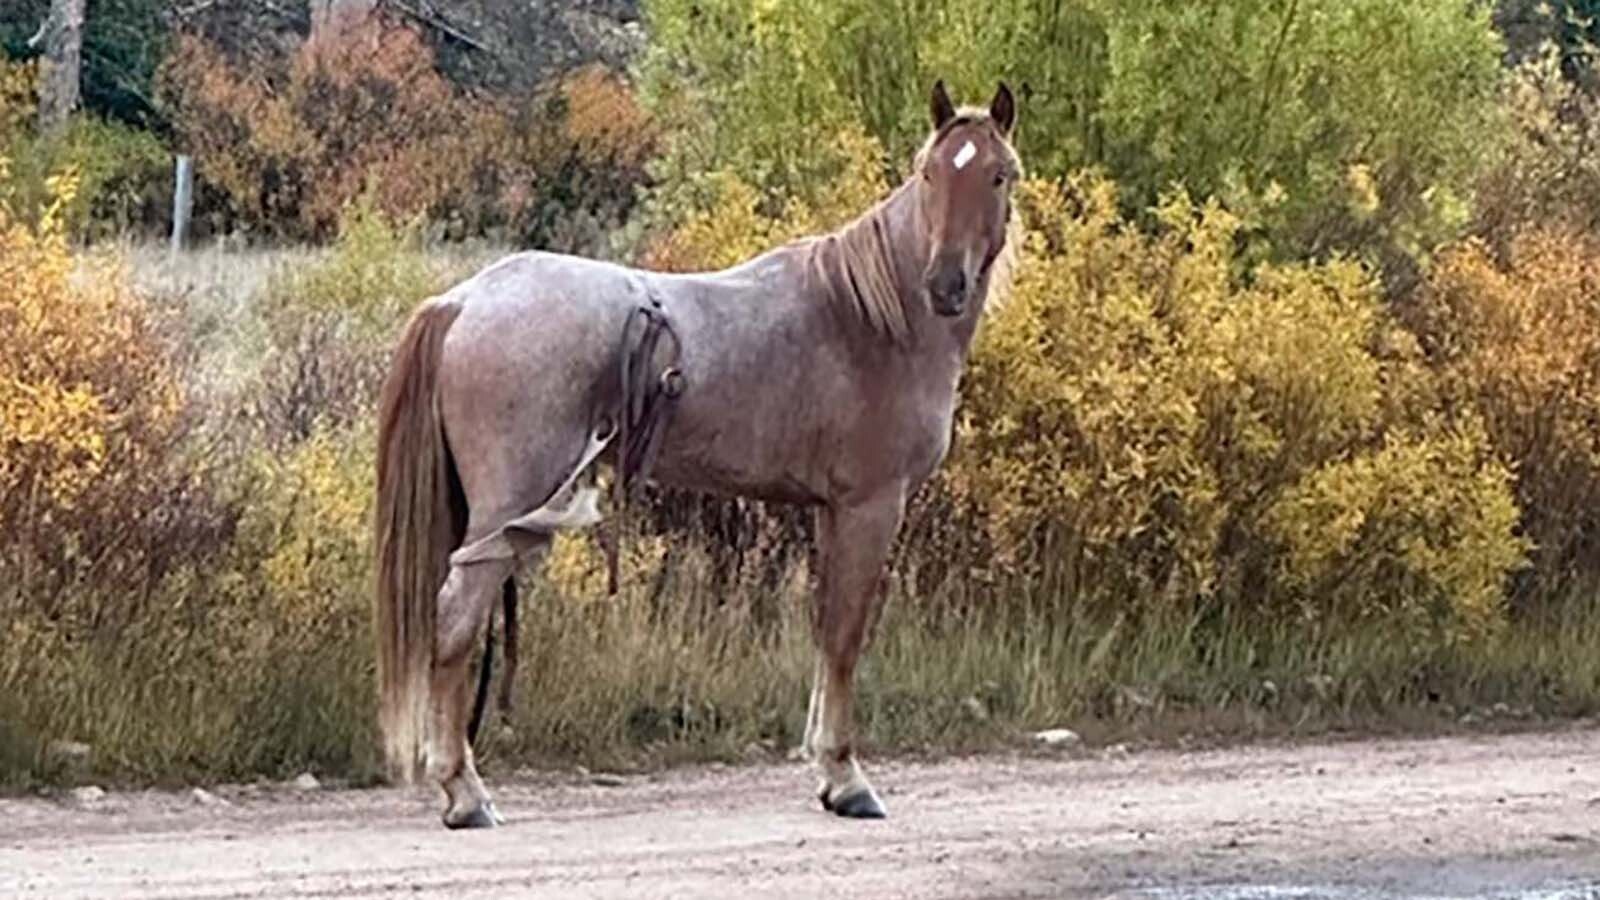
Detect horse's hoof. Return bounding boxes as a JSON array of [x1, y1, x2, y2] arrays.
[[442, 801, 501, 830], [828, 788, 887, 819]]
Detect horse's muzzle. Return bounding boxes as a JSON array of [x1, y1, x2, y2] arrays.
[[925, 267, 968, 317]]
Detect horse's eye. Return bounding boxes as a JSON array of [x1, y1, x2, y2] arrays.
[[993, 172, 1007, 188]]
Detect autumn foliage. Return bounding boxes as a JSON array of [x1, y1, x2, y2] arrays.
[[0, 60, 169, 241], [1412, 228, 1600, 602], [948, 176, 1526, 637], [158, 15, 653, 244], [0, 165, 179, 558], [0, 156, 241, 692]]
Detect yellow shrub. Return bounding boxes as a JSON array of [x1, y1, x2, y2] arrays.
[[0, 160, 183, 562], [947, 172, 1525, 629], [1413, 229, 1600, 597], [1264, 428, 1525, 638], [226, 421, 375, 643], [948, 177, 1232, 600]]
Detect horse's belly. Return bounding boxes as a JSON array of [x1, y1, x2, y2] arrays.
[[650, 438, 825, 505]]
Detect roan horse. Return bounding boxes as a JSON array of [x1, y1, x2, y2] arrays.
[[375, 80, 1021, 828]]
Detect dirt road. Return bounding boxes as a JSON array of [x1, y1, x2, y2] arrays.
[[4, 729, 1599, 899]]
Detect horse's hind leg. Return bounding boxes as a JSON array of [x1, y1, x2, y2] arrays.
[[430, 504, 559, 828], [427, 532, 553, 829], [497, 577, 519, 721], [804, 484, 905, 819]]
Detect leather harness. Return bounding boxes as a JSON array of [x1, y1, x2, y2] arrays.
[[605, 291, 685, 594]]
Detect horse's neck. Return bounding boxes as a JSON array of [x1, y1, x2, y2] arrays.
[[802, 182, 971, 360], [676, 181, 977, 381]]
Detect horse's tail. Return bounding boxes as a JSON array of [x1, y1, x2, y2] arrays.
[[374, 297, 465, 784]]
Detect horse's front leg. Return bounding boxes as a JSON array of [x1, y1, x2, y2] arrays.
[[429, 554, 514, 829], [804, 485, 905, 819]]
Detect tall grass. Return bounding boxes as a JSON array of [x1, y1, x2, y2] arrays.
[[7, 535, 1599, 791], [490, 558, 1600, 774]]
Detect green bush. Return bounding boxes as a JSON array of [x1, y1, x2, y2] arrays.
[[641, 0, 1506, 273], [1, 60, 170, 240]]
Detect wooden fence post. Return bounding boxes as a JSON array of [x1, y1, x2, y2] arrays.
[[170, 154, 193, 259]]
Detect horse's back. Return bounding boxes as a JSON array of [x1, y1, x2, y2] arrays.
[[439, 250, 654, 390], [446, 250, 646, 326]]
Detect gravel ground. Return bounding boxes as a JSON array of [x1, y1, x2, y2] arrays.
[[4, 729, 1599, 899]]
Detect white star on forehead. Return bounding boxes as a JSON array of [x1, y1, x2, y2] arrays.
[[952, 140, 976, 170]]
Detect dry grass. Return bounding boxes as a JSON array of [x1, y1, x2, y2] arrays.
[[112, 238, 509, 410], [10, 531, 1598, 792]]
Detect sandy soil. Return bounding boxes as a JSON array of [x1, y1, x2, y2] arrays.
[[4, 729, 1599, 899]]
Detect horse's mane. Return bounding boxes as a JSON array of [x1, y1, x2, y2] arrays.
[[804, 184, 918, 343], [804, 108, 1023, 345]]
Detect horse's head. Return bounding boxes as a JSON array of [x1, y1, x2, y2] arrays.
[[917, 80, 1019, 318]]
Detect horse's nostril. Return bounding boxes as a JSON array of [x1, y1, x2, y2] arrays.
[[927, 267, 966, 300]]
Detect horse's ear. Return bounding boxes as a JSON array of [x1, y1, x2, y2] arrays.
[[930, 79, 956, 130], [990, 82, 1016, 138]]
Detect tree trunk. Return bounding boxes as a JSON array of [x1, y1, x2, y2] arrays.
[[35, 0, 86, 136], [310, 0, 380, 44]]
